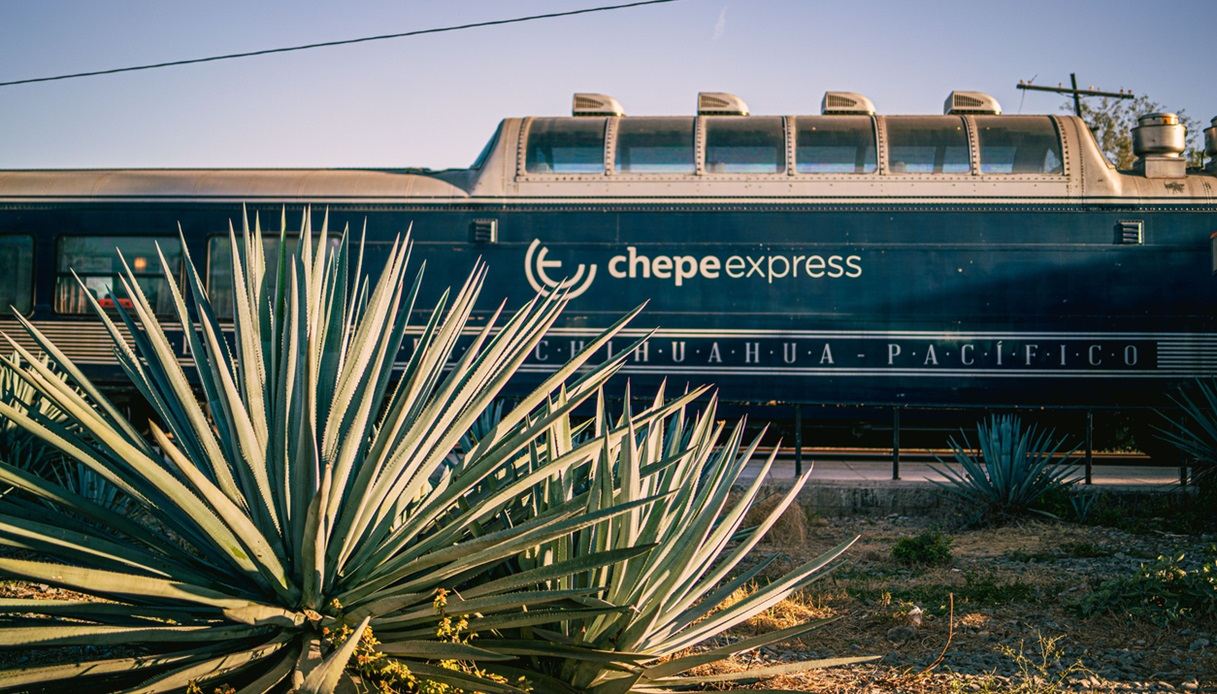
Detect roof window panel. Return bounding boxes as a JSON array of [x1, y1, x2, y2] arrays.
[[975, 116, 1064, 174], [795, 116, 877, 174], [525, 118, 605, 174], [705, 117, 785, 173], [614, 118, 696, 174], [886, 116, 970, 174]]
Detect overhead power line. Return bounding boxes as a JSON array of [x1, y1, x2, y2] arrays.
[[0, 0, 680, 88], [1016, 73, 1134, 117]]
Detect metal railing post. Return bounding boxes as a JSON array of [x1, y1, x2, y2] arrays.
[[794, 404, 803, 477], [891, 407, 901, 480], [1084, 410, 1094, 485]]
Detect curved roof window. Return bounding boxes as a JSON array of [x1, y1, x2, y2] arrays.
[[525, 118, 605, 174], [615, 118, 695, 174], [795, 116, 877, 174], [705, 117, 785, 173], [975, 116, 1063, 174], [886, 116, 970, 174]]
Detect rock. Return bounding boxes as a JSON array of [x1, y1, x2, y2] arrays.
[[1188, 638, 1209, 651], [886, 625, 916, 643], [1182, 680, 1198, 691]]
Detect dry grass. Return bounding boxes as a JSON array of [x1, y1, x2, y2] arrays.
[[744, 491, 810, 547], [695, 516, 1217, 692]]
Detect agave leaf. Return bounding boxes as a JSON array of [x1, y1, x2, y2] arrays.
[[296, 616, 369, 694], [0, 557, 298, 621], [0, 623, 272, 648], [0, 651, 208, 690], [642, 618, 838, 678], [119, 635, 293, 694], [235, 645, 299, 694]]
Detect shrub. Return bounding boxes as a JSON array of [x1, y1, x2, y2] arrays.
[[891, 531, 953, 567], [931, 414, 1080, 521], [1079, 547, 1217, 624], [1069, 489, 1100, 523], [1158, 378, 1217, 512]]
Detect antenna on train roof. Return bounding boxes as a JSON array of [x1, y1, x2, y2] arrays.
[[1016, 73, 1135, 116]]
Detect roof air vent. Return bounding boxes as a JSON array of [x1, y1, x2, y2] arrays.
[[943, 91, 1002, 115], [821, 91, 876, 116], [697, 92, 749, 116], [572, 93, 625, 117], [1133, 112, 1187, 178]]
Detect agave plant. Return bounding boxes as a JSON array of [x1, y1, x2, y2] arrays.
[[1158, 378, 1217, 467], [372, 385, 870, 693], [0, 209, 701, 692], [1156, 378, 1217, 502], [0, 351, 68, 474], [931, 414, 1079, 519]]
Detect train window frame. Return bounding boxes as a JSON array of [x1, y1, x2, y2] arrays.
[[703, 116, 787, 175], [521, 117, 608, 177], [0, 235, 35, 318], [882, 116, 973, 176], [612, 116, 698, 177], [973, 116, 1065, 176], [53, 235, 183, 317], [791, 115, 879, 175]]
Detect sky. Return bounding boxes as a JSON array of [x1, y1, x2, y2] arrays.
[[1, 0, 1214, 169]]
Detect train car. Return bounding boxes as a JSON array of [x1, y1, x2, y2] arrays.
[[0, 90, 1214, 429]]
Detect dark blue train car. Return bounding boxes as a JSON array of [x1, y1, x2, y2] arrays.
[[0, 91, 1213, 433]]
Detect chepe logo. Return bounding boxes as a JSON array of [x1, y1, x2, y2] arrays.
[[524, 239, 598, 299]]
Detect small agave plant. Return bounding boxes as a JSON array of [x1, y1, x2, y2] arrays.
[[1158, 378, 1217, 467], [931, 414, 1079, 520], [0, 351, 67, 474], [0, 210, 686, 692]]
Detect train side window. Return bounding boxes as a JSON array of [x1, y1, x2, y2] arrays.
[[0, 236, 34, 316], [795, 116, 877, 173], [975, 116, 1063, 174], [207, 235, 344, 318], [614, 118, 695, 174], [704, 117, 785, 173], [885, 116, 970, 174], [525, 118, 605, 174], [55, 236, 182, 316]]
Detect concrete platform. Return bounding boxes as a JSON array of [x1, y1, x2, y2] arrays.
[[739, 457, 1190, 516], [745, 458, 1185, 488]]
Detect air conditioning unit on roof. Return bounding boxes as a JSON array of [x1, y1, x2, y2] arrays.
[[821, 91, 876, 115], [697, 92, 749, 116], [572, 93, 625, 117], [944, 91, 1002, 115]]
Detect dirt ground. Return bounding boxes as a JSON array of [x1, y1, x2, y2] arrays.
[[708, 512, 1217, 693], [2, 503, 1214, 692]]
